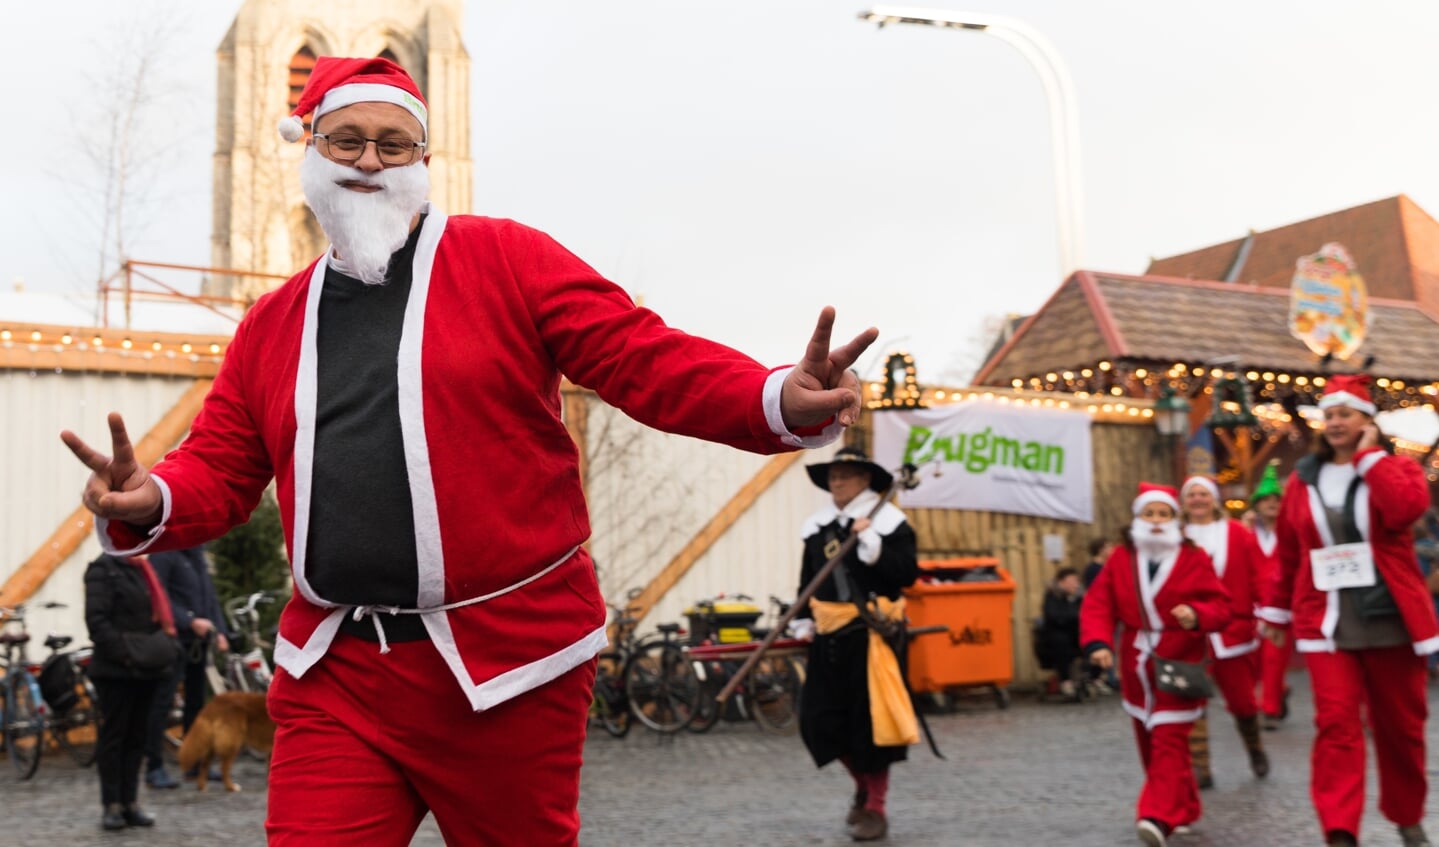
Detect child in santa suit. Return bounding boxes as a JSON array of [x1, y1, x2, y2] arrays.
[[1082, 483, 1232, 847], [1178, 475, 1269, 788], [1247, 464, 1295, 729], [1259, 374, 1439, 847]]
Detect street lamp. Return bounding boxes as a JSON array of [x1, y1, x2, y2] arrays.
[[856, 6, 1085, 278], [1154, 386, 1192, 485]]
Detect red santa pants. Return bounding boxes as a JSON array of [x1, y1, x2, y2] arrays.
[[1259, 636, 1295, 717], [1132, 719, 1201, 829], [1208, 651, 1259, 718], [1305, 646, 1428, 837], [265, 631, 594, 846]]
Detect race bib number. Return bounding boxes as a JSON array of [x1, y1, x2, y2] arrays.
[[1310, 542, 1376, 591]]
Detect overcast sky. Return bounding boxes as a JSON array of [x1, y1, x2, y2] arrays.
[[5, 0, 1439, 384]]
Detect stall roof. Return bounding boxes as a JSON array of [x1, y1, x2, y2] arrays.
[[975, 270, 1439, 387]]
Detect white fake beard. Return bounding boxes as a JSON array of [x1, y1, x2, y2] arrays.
[[300, 147, 430, 286], [1131, 517, 1183, 560]]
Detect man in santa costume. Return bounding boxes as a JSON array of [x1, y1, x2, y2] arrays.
[[1246, 463, 1295, 730], [60, 56, 877, 846], [1177, 474, 1269, 788], [1082, 483, 1231, 847], [1258, 374, 1438, 847]]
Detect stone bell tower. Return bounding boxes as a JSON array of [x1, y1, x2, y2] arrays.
[[209, 0, 471, 303]]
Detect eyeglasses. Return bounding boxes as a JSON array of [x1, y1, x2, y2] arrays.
[[313, 133, 426, 166]]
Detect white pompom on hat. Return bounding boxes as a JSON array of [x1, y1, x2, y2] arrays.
[[278, 56, 428, 142], [1132, 482, 1180, 516]]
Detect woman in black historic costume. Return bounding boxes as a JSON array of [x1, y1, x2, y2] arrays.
[[791, 447, 918, 842]]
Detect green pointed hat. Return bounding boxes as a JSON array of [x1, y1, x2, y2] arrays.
[[1251, 463, 1282, 502]]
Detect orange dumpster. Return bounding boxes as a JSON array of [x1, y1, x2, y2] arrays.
[[903, 557, 1015, 708]]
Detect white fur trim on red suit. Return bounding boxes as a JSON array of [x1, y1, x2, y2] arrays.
[[1413, 635, 1439, 656], [1356, 449, 1385, 477], [423, 615, 609, 711], [763, 368, 845, 448], [95, 475, 174, 556], [1210, 634, 1261, 659], [397, 208, 447, 607], [1256, 606, 1292, 625]]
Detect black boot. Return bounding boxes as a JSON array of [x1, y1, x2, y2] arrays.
[[101, 804, 126, 831], [1236, 714, 1270, 778], [122, 805, 156, 827], [846, 789, 868, 826]]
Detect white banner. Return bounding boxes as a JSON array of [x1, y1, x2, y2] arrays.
[[872, 402, 1094, 522]]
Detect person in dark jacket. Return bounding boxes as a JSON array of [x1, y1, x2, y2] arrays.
[[1038, 567, 1086, 699], [142, 545, 232, 789], [85, 553, 179, 831], [790, 447, 918, 842]]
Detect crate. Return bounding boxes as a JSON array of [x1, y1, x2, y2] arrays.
[[683, 600, 763, 644]]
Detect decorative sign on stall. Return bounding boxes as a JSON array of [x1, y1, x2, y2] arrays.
[[1288, 242, 1369, 360], [872, 400, 1093, 522]]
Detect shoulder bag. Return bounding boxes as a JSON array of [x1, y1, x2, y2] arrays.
[[1133, 553, 1212, 699]]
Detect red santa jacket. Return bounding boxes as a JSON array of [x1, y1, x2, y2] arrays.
[[1080, 543, 1232, 729], [1258, 448, 1439, 655], [98, 207, 836, 710], [1252, 520, 1282, 616], [1183, 519, 1264, 659]]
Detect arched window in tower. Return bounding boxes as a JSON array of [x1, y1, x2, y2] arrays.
[[288, 46, 317, 134], [378, 47, 399, 64]]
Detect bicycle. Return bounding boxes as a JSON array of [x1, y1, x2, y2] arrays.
[[1, 601, 86, 778], [215, 591, 279, 694], [622, 622, 702, 734], [34, 630, 102, 767], [589, 602, 641, 738], [686, 596, 805, 735]]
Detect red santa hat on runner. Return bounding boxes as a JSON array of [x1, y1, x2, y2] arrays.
[[1317, 373, 1376, 417], [1132, 482, 1180, 516], [277, 56, 428, 143], [1180, 475, 1220, 502]]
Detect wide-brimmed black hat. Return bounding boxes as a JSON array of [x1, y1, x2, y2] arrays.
[[806, 446, 892, 493]]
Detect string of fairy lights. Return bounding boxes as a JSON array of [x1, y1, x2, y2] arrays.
[[867, 351, 1439, 482], [0, 326, 228, 367]]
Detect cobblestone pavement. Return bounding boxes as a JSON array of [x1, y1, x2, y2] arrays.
[[6, 673, 1439, 846]]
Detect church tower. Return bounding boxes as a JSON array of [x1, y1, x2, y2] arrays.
[[209, 0, 471, 303]]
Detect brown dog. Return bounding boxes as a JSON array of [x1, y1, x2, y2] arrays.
[[177, 691, 274, 792]]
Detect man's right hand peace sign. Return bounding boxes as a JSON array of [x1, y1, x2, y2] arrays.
[[60, 412, 163, 526]]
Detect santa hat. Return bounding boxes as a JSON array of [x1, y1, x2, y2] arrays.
[[1251, 463, 1282, 502], [1317, 373, 1376, 416], [1181, 475, 1221, 502], [278, 56, 428, 143], [1133, 482, 1180, 516]]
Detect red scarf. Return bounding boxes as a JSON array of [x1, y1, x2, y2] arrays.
[[127, 556, 176, 636]]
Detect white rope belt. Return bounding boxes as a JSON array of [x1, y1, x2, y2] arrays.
[[349, 545, 580, 654]]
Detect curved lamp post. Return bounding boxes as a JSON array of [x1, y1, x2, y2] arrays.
[[856, 6, 1085, 278]]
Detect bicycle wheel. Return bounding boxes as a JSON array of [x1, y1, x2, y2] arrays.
[[685, 660, 724, 734], [5, 672, 45, 779], [623, 642, 700, 733], [592, 653, 631, 738], [54, 675, 100, 767], [747, 654, 804, 735]]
